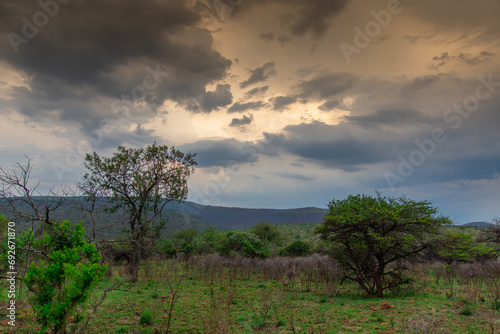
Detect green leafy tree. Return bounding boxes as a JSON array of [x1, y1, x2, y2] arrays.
[[432, 231, 494, 264], [173, 227, 198, 254], [21, 220, 106, 334], [481, 217, 500, 255], [316, 193, 451, 298], [78, 143, 196, 282], [252, 221, 281, 244], [217, 231, 268, 258], [279, 240, 311, 257], [198, 227, 223, 254]]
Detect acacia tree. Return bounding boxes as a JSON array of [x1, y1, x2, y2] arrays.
[[481, 217, 500, 256], [78, 143, 196, 282], [316, 193, 451, 298]]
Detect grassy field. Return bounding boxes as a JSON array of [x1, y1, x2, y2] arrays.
[[3, 255, 499, 334]]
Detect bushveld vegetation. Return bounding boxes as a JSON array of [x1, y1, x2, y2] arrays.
[[1, 216, 500, 333], [1, 146, 499, 333]]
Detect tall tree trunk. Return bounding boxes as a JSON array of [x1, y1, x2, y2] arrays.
[[129, 239, 141, 282], [374, 265, 385, 298]]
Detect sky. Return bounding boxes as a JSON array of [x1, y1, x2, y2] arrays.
[[1, 0, 499, 223]]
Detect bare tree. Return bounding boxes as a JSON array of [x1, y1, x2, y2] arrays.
[[0, 157, 65, 227]]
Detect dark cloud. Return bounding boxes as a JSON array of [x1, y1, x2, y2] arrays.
[[407, 0, 500, 45], [296, 72, 357, 100], [344, 109, 435, 129], [272, 172, 316, 181], [279, 0, 349, 37], [230, 115, 253, 127], [318, 100, 341, 111], [245, 86, 269, 98], [271, 95, 297, 110], [0, 0, 232, 129], [200, 84, 233, 113], [227, 101, 266, 113], [277, 35, 291, 47], [428, 52, 451, 70], [428, 51, 495, 71], [179, 138, 257, 167], [407, 75, 443, 90], [458, 51, 495, 66], [240, 62, 277, 88], [253, 121, 400, 171], [225, 0, 349, 38], [400, 155, 500, 186], [283, 138, 390, 171], [260, 33, 275, 41]]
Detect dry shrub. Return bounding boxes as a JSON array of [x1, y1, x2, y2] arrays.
[[206, 286, 235, 334], [401, 313, 448, 333], [199, 253, 227, 284], [404, 262, 431, 294], [480, 261, 500, 310]]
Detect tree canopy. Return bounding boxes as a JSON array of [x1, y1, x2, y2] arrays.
[[78, 143, 196, 281], [316, 193, 451, 298]]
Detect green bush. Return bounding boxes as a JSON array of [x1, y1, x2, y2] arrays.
[[432, 231, 495, 263], [21, 220, 107, 333], [217, 232, 268, 258], [279, 240, 311, 257], [251, 221, 281, 243]]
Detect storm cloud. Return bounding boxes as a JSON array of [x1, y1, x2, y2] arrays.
[[240, 62, 277, 88], [0, 0, 232, 129]]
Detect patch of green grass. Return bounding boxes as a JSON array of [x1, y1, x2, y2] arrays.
[[114, 326, 129, 334], [139, 309, 153, 326], [459, 308, 473, 316], [10, 258, 499, 333]]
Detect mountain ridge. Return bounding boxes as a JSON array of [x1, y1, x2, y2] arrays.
[[0, 197, 329, 238]]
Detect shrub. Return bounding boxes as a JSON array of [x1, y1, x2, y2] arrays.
[[22, 220, 107, 334], [252, 221, 281, 243], [431, 231, 495, 264], [217, 232, 268, 258], [280, 240, 311, 257]]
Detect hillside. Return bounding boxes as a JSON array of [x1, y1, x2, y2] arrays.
[[459, 221, 494, 229], [0, 197, 328, 238], [0, 197, 215, 239], [163, 201, 328, 229]]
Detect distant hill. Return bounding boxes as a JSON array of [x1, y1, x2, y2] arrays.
[[163, 201, 328, 229], [459, 221, 494, 229], [0, 197, 328, 239], [0, 197, 215, 239]]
